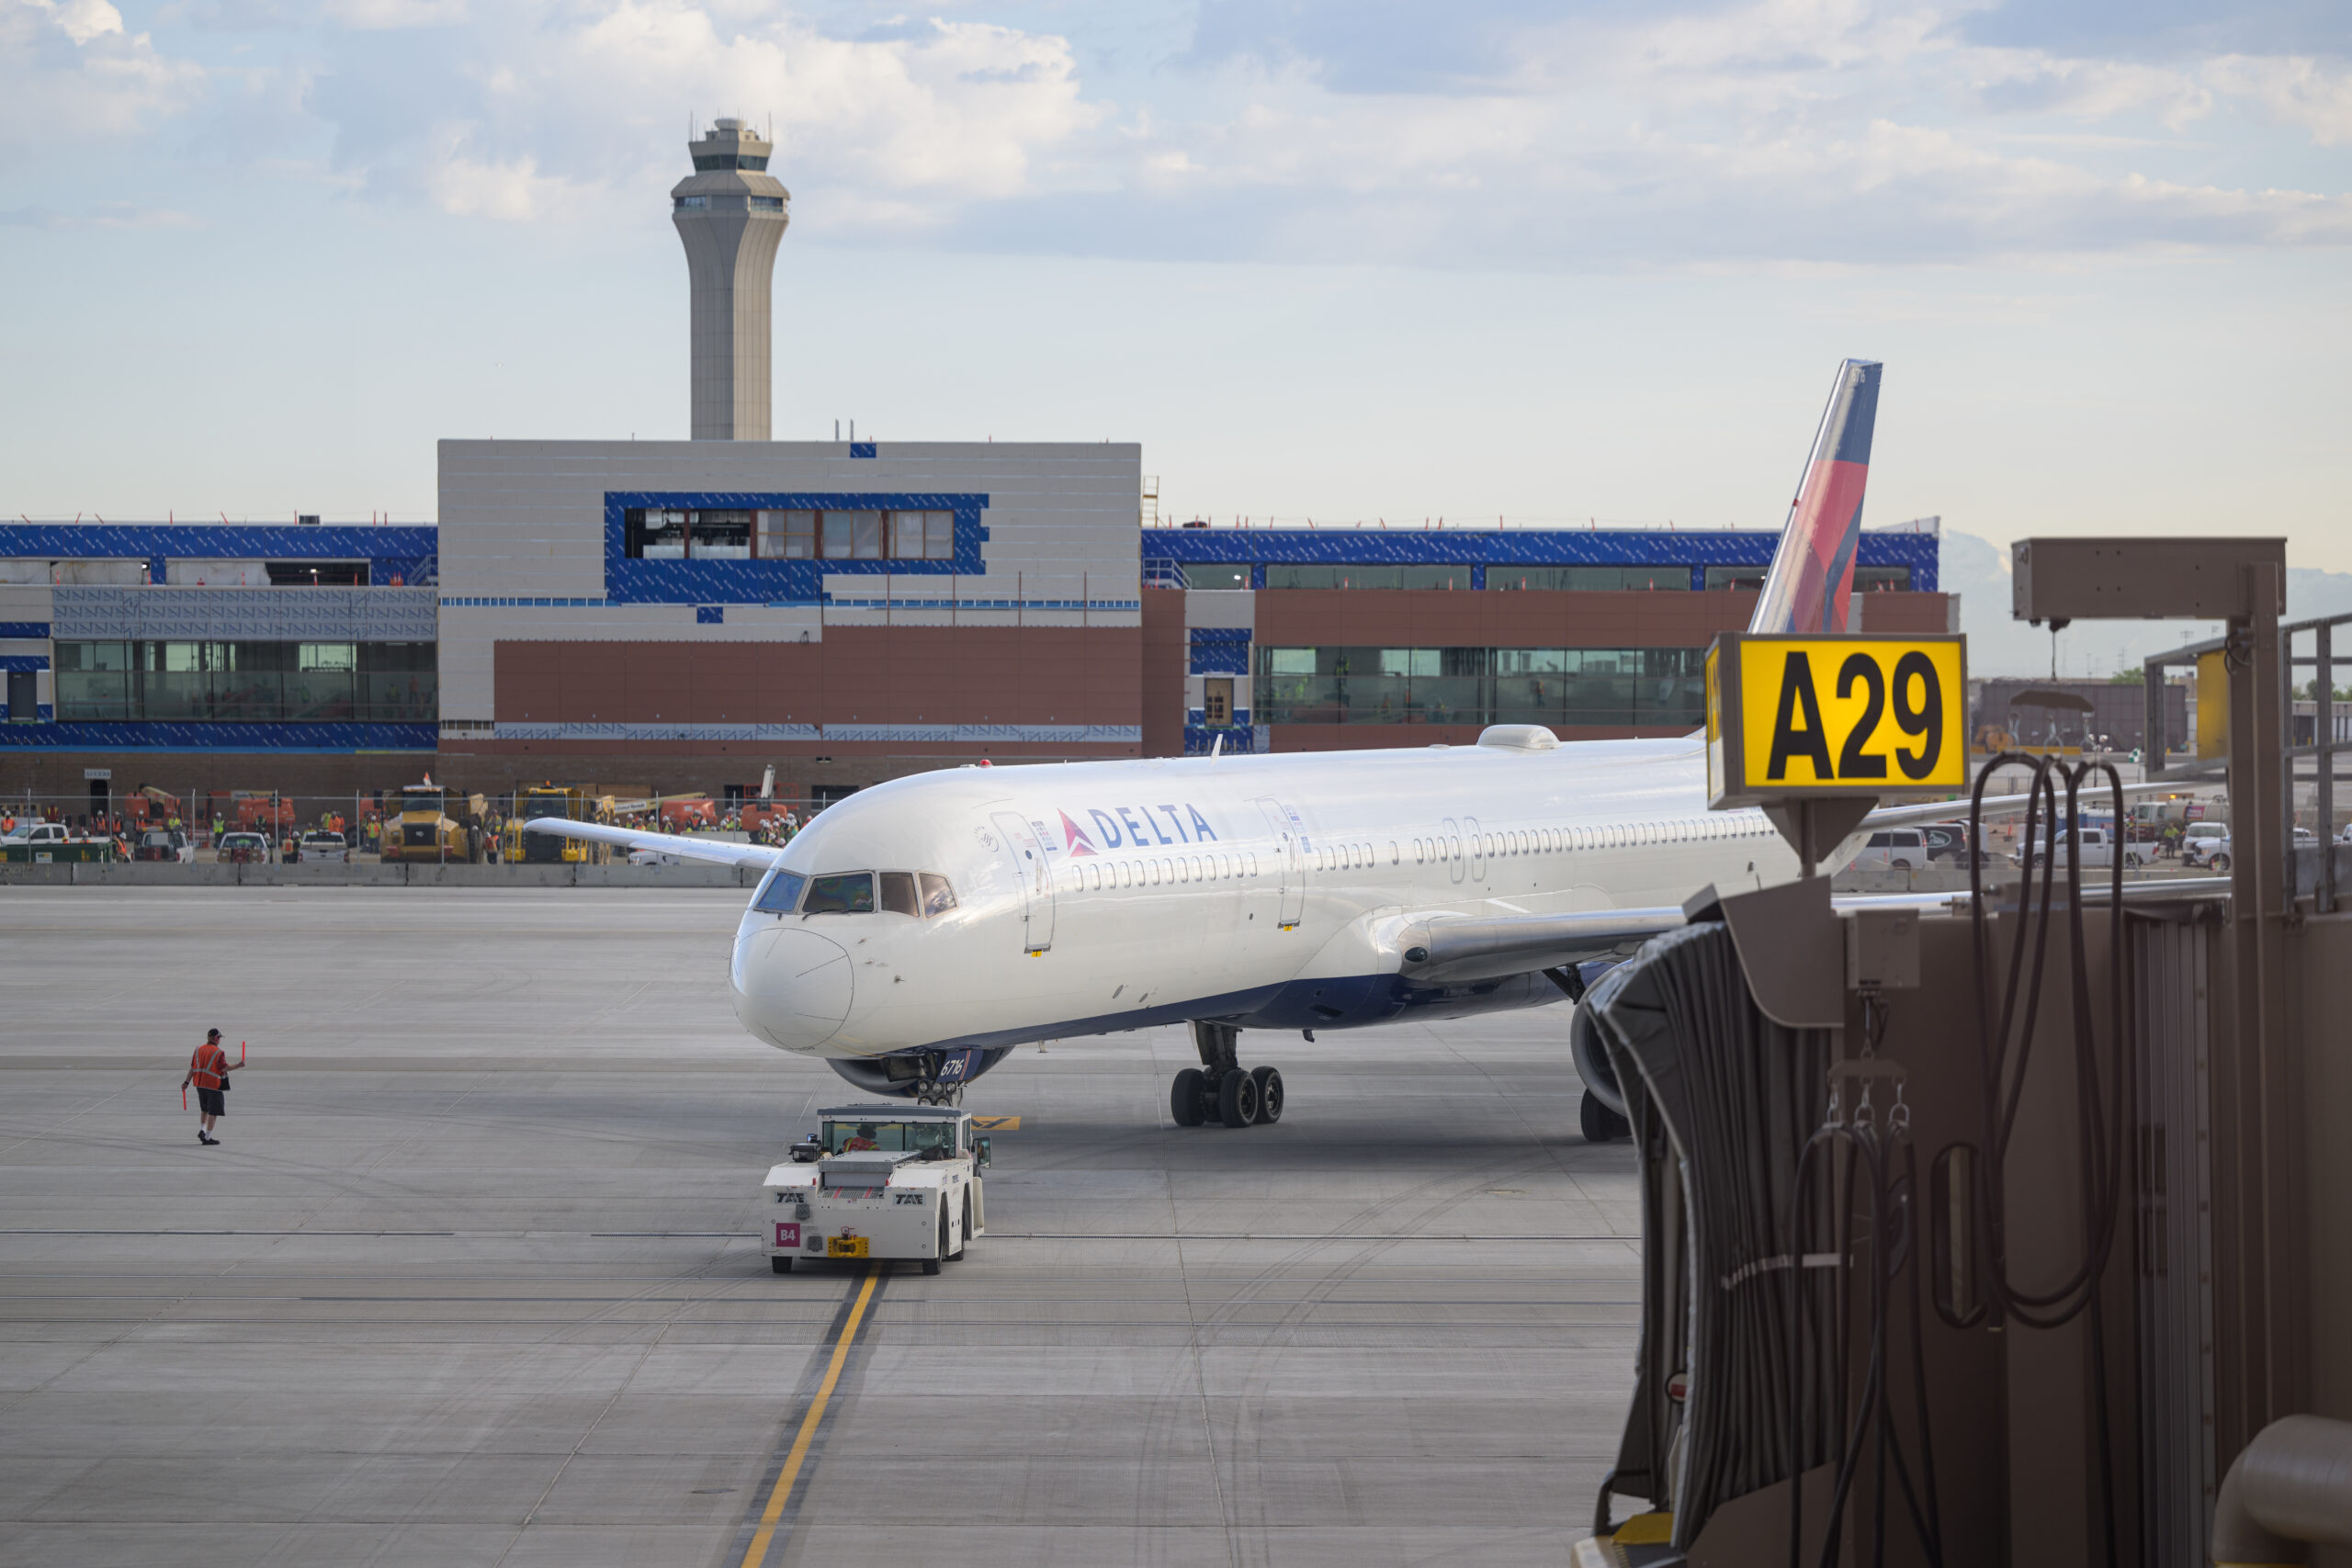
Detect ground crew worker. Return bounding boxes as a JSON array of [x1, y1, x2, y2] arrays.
[[180, 1028, 239, 1145]]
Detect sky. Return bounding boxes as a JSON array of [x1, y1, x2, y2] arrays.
[[3, 0, 2348, 604]]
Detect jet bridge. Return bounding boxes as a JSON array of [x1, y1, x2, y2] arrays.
[[1571, 541, 2352, 1567]]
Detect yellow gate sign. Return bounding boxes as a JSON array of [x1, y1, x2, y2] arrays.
[[1706, 634, 1967, 807]]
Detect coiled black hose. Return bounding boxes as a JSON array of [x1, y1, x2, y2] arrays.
[[1962, 753, 2132, 1568]]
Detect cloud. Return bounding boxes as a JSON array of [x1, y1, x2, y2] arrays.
[[300, 1, 1109, 226], [0, 0, 206, 155], [2, 0, 2345, 268], [2207, 54, 2352, 146], [0, 198, 198, 226]]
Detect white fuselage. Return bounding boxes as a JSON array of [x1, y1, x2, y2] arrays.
[[729, 734, 1818, 1062]]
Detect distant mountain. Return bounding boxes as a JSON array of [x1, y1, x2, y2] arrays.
[[1941, 530, 2352, 680]]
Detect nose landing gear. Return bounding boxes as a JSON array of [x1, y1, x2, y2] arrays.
[[1171, 1021, 1283, 1129]]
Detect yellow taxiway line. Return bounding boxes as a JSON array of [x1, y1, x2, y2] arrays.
[[738, 1265, 881, 1568]]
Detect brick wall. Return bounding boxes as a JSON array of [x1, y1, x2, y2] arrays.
[[493, 625, 1140, 728], [1142, 588, 1189, 758]]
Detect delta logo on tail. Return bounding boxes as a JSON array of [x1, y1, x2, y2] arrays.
[[1749, 358, 1881, 637]]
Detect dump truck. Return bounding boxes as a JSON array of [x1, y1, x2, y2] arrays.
[[760, 1104, 991, 1275], [503, 784, 611, 863], [379, 779, 480, 863]]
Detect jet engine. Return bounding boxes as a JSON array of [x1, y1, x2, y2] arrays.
[[1569, 999, 1626, 1120], [826, 1045, 1014, 1103]]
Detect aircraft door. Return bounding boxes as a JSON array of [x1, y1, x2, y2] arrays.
[[1464, 815, 1486, 883], [1252, 797, 1306, 928], [988, 810, 1056, 953], [1442, 816, 1464, 886]]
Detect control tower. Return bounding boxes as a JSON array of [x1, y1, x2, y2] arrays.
[[671, 118, 789, 441]]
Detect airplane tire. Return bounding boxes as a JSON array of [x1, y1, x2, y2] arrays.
[[1171, 1068, 1208, 1127], [1580, 1089, 1624, 1144], [1218, 1067, 1261, 1128], [771, 1256, 793, 1274], [1250, 1066, 1284, 1125]]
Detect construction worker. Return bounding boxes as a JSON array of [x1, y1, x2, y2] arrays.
[[180, 1028, 239, 1145]]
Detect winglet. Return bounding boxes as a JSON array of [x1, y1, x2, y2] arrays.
[[1749, 358, 1881, 635]]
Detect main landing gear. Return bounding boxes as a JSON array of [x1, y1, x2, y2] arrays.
[[1171, 1020, 1283, 1129]]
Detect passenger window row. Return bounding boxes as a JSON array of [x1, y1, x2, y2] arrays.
[[1069, 851, 1262, 893], [753, 868, 959, 917], [1409, 812, 1773, 863]]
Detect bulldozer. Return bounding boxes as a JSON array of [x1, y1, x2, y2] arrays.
[[503, 784, 612, 863]]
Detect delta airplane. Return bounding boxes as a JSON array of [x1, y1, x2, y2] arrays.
[[530, 360, 2163, 1138]]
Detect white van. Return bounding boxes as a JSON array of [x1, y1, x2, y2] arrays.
[[1849, 828, 1928, 871]]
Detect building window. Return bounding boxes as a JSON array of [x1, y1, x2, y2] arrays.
[[691, 510, 752, 558], [1262, 564, 1468, 590], [674, 195, 710, 210], [821, 511, 884, 560], [1487, 566, 1690, 591], [1704, 566, 1769, 591], [757, 511, 817, 559], [888, 510, 955, 560], [749, 195, 784, 211], [625, 508, 689, 558], [1204, 679, 1234, 728], [1851, 566, 1913, 591], [1184, 562, 1252, 590], [53, 640, 132, 720]]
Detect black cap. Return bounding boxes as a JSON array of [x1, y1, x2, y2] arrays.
[[207, 1028, 221, 1040]]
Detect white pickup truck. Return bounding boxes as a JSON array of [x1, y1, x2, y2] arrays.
[[760, 1103, 990, 1275], [2010, 827, 2146, 870]]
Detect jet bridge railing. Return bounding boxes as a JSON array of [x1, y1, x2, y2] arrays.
[[2143, 606, 2352, 915]]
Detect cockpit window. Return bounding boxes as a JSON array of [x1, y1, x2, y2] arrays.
[[919, 874, 957, 915], [752, 869, 806, 915], [802, 873, 876, 914], [878, 871, 919, 916]]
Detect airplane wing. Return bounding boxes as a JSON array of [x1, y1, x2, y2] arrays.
[[521, 818, 785, 870], [1859, 778, 2183, 833], [1399, 876, 2230, 986]]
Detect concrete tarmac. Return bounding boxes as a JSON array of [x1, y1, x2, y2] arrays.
[[0, 889, 1641, 1567]]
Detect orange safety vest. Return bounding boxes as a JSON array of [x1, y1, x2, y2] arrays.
[[189, 1042, 229, 1090]]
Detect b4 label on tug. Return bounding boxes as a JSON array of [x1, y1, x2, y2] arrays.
[[761, 1103, 991, 1276]]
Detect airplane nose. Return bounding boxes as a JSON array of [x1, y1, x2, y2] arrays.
[[732, 926, 854, 1050]]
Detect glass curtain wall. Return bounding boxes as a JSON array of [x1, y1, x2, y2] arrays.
[[52, 641, 437, 723], [1487, 566, 1691, 591], [1262, 564, 1471, 590], [1257, 646, 1704, 728]]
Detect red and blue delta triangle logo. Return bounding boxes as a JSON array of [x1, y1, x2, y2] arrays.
[[1058, 810, 1098, 856]]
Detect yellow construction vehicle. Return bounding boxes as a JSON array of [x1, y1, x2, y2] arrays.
[[379, 779, 480, 863], [503, 784, 611, 863]]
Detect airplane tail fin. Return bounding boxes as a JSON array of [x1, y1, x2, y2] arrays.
[[1748, 358, 1881, 635]]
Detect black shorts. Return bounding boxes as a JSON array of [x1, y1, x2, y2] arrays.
[[197, 1088, 224, 1116]]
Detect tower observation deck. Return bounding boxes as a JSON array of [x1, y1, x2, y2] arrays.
[[671, 118, 789, 441]]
